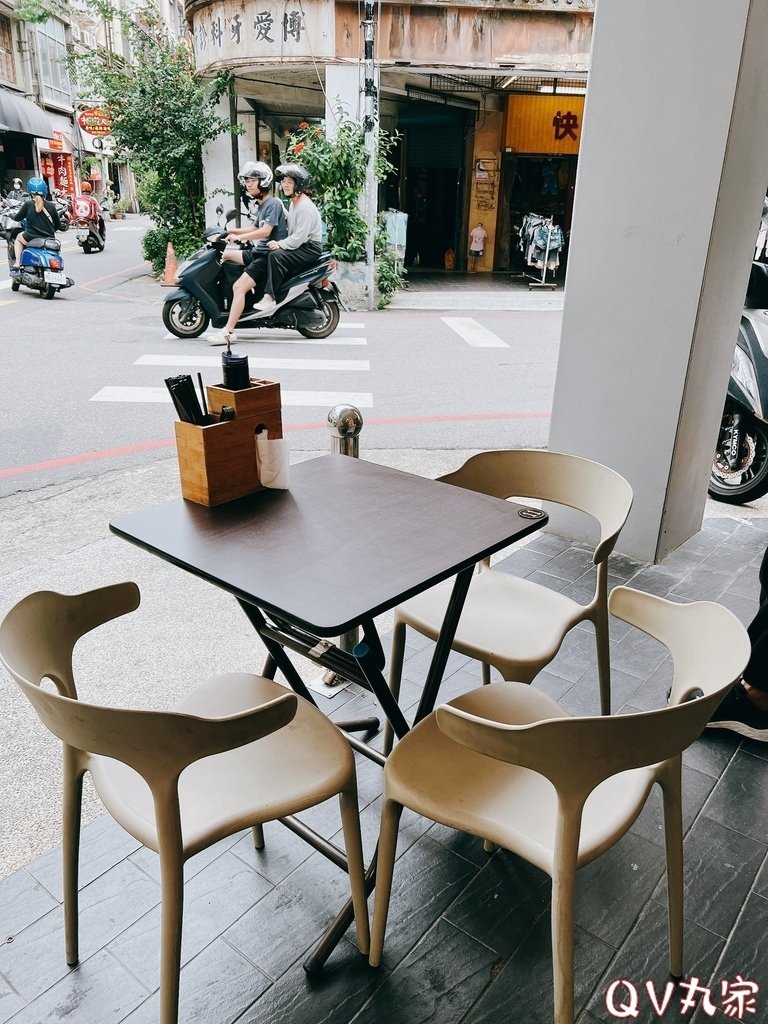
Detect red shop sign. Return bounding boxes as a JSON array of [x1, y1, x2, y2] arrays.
[[77, 107, 112, 137], [52, 152, 76, 196]]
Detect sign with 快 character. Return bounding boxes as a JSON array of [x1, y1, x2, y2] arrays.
[[191, 0, 335, 71]]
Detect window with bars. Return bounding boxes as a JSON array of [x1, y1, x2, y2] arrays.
[[37, 18, 72, 107], [0, 14, 17, 86]]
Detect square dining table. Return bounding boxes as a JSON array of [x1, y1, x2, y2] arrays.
[[110, 453, 548, 970]]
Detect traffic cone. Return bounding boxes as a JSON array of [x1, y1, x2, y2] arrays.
[[162, 242, 177, 286]]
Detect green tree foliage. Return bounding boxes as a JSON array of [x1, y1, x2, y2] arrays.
[[286, 111, 398, 264], [68, 4, 237, 272]]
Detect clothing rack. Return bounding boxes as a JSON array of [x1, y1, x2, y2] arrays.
[[527, 215, 558, 291]]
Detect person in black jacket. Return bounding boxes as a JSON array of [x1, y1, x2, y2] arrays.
[[9, 176, 61, 275]]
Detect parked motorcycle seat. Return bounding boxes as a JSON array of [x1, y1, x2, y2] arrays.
[[26, 237, 61, 252]]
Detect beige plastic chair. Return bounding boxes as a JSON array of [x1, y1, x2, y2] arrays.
[[386, 450, 633, 748], [0, 583, 369, 1024], [370, 586, 750, 1024]]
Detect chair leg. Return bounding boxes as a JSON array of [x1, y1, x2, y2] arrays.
[[62, 750, 84, 966], [594, 606, 612, 716], [252, 824, 265, 850], [369, 798, 403, 967], [383, 619, 408, 756], [660, 765, 684, 977], [339, 786, 370, 956], [156, 817, 185, 1024], [551, 815, 581, 1024], [481, 661, 491, 686]]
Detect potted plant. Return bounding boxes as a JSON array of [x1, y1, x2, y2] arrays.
[[112, 197, 131, 219], [285, 111, 400, 309]]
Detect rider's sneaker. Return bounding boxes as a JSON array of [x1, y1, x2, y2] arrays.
[[254, 295, 277, 313], [707, 683, 768, 741], [207, 330, 234, 347], [9, 267, 20, 277]]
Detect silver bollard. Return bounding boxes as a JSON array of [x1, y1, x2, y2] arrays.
[[322, 405, 364, 687]]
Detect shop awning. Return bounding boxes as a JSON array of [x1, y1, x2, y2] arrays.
[[0, 89, 55, 138]]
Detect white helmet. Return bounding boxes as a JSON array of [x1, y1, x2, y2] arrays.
[[238, 160, 273, 190]]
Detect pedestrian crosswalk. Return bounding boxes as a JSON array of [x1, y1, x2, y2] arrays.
[[90, 319, 374, 412], [441, 317, 509, 348]]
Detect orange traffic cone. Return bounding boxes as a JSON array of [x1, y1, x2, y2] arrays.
[[162, 242, 177, 286]]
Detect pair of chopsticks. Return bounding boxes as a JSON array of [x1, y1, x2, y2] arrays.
[[164, 373, 209, 425]]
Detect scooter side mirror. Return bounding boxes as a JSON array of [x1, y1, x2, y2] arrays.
[[225, 209, 238, 223], [215, 204, 224, 216]]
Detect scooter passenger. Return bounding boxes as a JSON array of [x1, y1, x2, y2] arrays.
[[9, 177, 61, 276], [4, 178, 27, 204], [253, 163, 323, 315], [209, 160, 287, 346]]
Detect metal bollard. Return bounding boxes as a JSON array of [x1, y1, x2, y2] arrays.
[[323, 405, 364, 686]]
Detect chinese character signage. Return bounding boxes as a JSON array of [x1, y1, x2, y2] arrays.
[[192, 0, 334, 69], [505, 94, 585, 155], [77, 108, 112, 138], [51, 152, 76, 197]]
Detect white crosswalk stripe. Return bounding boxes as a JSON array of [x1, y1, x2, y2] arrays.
[[441, 316, 509, 348], [135, 354, 369, 371], [110, 225, 145, 231], [91, 386, 373, 408]]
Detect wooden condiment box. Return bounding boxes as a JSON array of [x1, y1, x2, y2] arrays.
[[174, 379, 283, 506]]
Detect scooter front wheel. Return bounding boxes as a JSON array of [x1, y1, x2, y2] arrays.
[[297, 297, 340, 339], [709, 413, 768, 504], [162, 296, 210, 338]]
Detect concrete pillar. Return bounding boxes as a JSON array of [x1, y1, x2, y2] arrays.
[[325, 65, 362, 137], [202, 94, 258, 225], [549, 0, 768, 562]]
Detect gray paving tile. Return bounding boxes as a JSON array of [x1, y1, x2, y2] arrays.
[[651, 816, 766, 939], [609, 625, 672, 681], [108, 850, 273, 993], [494, 547, 555, 577], [539, 546, 596, 582], [234, 937, 383, 1024], [630, 767, 716, 847], [523, 569, 572, 593], [670, 567, 734, 602], [703, 749, 768, 843], [128, 829, 247, 885], [230, 822, 316, 886], [0, 974, 24, 1024], [354, 918, 497, 1024], [25, 813, 142, 902], [7, 948, 147, 1024], [0, 859, 159, 1003], [0, 867, 58, 938], [462, 912, 615, 1024], [586, 900, 724, 1023], [223, 849, 356, 979], [706, 892, 768, 1019], [545, 628, 599, 685], [120, 937, 271, 1024]]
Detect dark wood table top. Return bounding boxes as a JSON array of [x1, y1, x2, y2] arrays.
[[110, 455, 547, 636]]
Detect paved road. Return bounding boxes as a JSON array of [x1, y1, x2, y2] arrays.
[[1, 217, 561, 496]]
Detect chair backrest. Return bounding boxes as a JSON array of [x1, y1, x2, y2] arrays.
[[436, 587, 750, 802], [438, 449, 633, 564], [0, 585, 298, 784]]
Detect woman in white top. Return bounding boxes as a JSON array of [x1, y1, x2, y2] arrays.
[[254, 163, 323, 314]]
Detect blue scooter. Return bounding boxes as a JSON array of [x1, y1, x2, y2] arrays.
[[1, 205, 74, 299]]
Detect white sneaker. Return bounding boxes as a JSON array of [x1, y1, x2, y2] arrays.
[[207, 329, 234, 347], [254, 295, 277, 313]]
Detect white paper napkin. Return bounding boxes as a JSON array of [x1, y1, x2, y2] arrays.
[[255, 430, 290, 489]]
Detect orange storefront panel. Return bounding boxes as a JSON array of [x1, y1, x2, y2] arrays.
[[505, 94, 585, 155]]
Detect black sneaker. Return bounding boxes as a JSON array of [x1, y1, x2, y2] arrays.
[[707, 684, 768, 740]]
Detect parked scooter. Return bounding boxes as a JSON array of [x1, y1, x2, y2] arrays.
[[1, 201, 74, 299], [51, 188, 71, 231], [162, 210, 342, 339], [709, 261, 768, 503], [73, 193, 106, 253]]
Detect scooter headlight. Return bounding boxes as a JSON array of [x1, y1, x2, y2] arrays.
[[732, 345, 759, 406]]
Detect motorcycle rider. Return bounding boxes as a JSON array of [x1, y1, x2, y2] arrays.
[[4, 178, 27, 204], [253, 163, 323, 315], [208, 160, 288, 346], [9, 176, 62, 275], [75, 180, 105, 240]]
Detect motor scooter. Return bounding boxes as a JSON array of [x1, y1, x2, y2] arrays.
[[162, 212, 342, 340], [1, 202, 74, 299], [709, 261, 768, 503], [73, 195, 106, 253], [51, 188, 71, 231]]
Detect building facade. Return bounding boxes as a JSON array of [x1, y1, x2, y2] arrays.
[[191, 0, 594, 271]]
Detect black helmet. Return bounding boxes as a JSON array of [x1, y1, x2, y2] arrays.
[[275, 163, 310, 194]]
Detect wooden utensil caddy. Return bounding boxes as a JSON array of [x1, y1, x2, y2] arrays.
[[174, 379, 282, 506]]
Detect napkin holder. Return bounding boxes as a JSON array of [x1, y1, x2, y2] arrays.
[[174, 378, 283, 506]]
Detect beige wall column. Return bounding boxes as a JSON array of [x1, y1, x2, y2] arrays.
[[549, 0, 768, 562]]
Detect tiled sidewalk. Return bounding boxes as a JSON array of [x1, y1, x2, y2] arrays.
[[2, 516, 768, 1024]]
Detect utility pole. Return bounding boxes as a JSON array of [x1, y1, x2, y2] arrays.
[[361, 1, 377, 311]]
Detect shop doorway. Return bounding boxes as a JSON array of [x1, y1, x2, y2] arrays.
[[399, 106, 467, 269], [496, 154, 578, 274]]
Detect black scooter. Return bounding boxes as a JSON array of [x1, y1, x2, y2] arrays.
[[161, 213, 342, 340], [709, 261, 768, 504]]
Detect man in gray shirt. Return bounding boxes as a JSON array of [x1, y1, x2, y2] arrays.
[[254, 163, 323, 314]]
